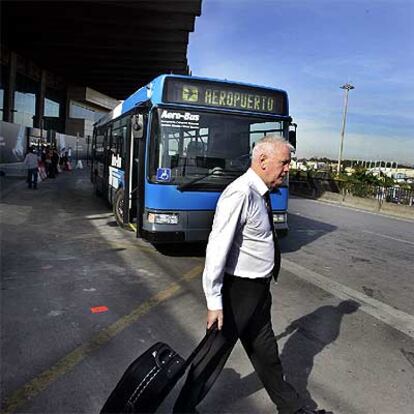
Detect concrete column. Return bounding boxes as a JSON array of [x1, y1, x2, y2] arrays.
[[34, 69, 46, 128], [62, 86, 69, 133], [3, 51, 17, 122]]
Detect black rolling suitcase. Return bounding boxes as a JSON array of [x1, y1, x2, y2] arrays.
[[100, 325, 218, 414]]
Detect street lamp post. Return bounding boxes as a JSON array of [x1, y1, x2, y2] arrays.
[[337, 82, 355, 175]]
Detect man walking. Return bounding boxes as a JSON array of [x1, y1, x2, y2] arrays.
[[23, 147, 39, 189], [174, 135, 326, 414]]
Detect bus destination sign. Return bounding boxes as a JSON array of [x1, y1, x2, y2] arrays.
[[163, 78, 288, 115]]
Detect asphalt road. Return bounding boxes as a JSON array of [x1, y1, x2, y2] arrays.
[[1, 171, 413, 414], [284, 196, 414, 315]]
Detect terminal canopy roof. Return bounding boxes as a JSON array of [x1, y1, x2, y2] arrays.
[[1, 0, 202, 99]]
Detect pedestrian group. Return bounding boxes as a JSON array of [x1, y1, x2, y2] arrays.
[[23, 145, 73, 189]]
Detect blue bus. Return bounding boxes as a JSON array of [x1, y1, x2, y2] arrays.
[[91, 74, 296, 243]]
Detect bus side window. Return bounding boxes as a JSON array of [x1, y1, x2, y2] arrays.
[[170, 154, 179, 169]]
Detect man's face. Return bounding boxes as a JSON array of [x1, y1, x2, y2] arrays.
[[262, 144, 291, 189]]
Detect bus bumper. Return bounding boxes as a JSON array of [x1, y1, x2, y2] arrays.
[[142, 209, 214, 243], [141, 229, 185, 243]]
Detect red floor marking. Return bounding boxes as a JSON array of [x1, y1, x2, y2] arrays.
[[90, 306, 109, 313]]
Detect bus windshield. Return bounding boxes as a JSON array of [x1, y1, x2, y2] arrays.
[[149, 107, 286, 187]]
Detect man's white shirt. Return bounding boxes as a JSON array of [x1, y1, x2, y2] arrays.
[[203, 168, 275, 310]]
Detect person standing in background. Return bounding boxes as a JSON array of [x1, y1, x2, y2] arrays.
[[52, 148, 60, 176], [23, 147, 40, 189]]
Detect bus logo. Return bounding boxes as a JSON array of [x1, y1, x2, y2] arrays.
[[182, 86, 199, 102]]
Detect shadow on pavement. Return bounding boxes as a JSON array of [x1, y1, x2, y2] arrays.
[[155, 242, 207, 258], [280, 213, 337, 253], [207, 300, 359, 412], [156, 212, 336, 258], [277, 300, 360, 409], [201, 367, 262, 413]]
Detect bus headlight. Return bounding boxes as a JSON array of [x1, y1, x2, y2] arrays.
[[273, 213, 286, 223], [147, 212, 179, 225]]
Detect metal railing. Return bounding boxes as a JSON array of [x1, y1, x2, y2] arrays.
[[289, 175, 414, 207]]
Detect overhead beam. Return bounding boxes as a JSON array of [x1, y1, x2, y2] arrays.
[[3, 4, 197, 31], [1, 0, 201, 99], [13, 42, 188, 54], [12, 28, 190, 45], [98, 1, 202, 15]]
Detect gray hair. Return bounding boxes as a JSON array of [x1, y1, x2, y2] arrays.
[[252, 134, 291, 160]]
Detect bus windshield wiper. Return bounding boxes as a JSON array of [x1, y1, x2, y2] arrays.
[[177, 168, 242, 191]]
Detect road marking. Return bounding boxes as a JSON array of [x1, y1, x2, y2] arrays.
[[282, 258, 414, 339], [2, 264, 204, 414], [361, 230, 414, 246], [90, 306, 109, 314]]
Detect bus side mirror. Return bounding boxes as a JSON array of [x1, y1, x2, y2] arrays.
[[132, 114, 144, 139], [289, 130, 296, 149]]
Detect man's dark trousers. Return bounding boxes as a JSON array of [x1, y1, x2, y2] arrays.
[[27, 168, 38, 189], [173, 274, 302, 414]]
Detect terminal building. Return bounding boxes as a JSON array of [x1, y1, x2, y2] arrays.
[[0, 0, 201, 170]]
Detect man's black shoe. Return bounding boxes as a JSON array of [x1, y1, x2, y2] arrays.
[[295, 409, 328, 414]]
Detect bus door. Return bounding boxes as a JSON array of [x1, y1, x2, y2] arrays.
[[114, 112, 145, 230], [109, 118, 129, 210], [102, 126, 112, 198], [132, 112, 146, 237], [91, 127, 109, 196]]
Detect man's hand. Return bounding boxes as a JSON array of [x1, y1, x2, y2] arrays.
[[207, 309, 223, 330]]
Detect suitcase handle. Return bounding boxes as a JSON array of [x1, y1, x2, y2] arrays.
[[183, 322, 218, 370], [153, 344, 177, 369]]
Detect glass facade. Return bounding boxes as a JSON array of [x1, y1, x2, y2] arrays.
[[44, 97, 59, 117], [1, 56, 109, 136], [44, 85, 65, 133], [14, 73, 38, 127], [14, 90, 36, 127], [69, 101, 103, 122]]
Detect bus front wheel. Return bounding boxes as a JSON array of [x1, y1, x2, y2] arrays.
[[113, 189, 125, 227]]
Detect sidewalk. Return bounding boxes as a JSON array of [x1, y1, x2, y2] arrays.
[[1, 167, 117, 413], [0, 175, 26, 199], [0, 167, 206, 414], [0, 163, 87, 198]]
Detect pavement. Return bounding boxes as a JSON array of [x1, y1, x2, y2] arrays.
[[1, 168, 212, 414], [1, 168, 413, 414], [0, 175, 26, 199]]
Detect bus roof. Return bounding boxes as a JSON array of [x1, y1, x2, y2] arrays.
[[95, 74, 289, 127]]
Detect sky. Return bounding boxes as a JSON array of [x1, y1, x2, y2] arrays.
[[187, 0, 414, 165]]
